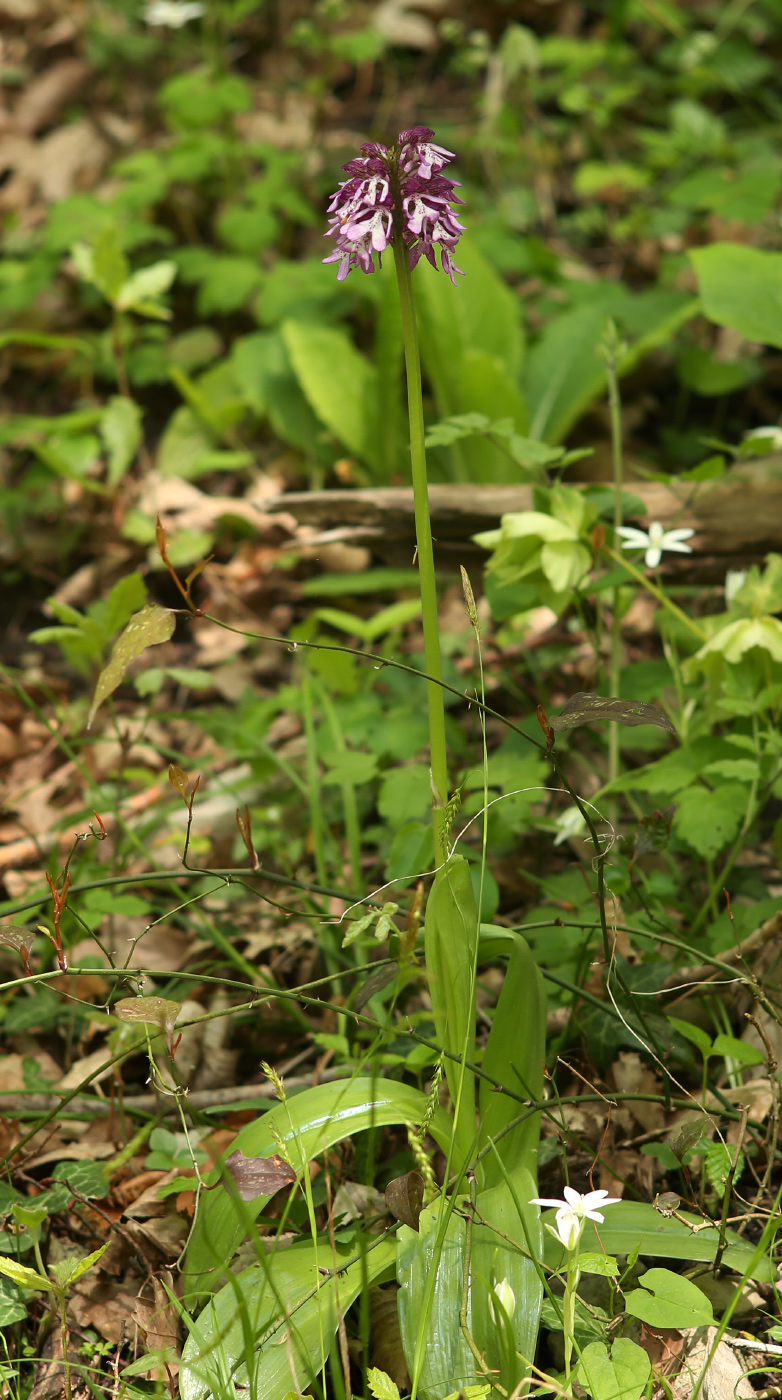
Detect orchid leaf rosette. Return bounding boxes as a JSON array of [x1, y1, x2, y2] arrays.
[[323, 125, 466, 283]]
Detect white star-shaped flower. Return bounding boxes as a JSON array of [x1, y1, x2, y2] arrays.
[[530, 1186, 621, 1251], [144, 1, 205, 27], [616, 521, 695, 569]]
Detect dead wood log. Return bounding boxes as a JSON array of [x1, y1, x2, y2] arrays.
[[267, 455, 782, 572]]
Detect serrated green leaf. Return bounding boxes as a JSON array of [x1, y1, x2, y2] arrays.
[[367, 1369, 402, 1400], [0, 1257, 51, 1291], [88, 604, 176, 727]]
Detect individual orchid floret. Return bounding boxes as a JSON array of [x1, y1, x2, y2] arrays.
[[323, 126, 465, 284], [530, 1186, 621, 1252], [488, 1276, 516, 1324], [616, 521, 695, 569]]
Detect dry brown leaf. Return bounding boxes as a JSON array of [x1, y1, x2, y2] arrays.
[[611, 1051, 665, 1133], [69, 1274, 142, 1344], [12, 59, 91, 135], [672, 1327, 754, 1400], [132, 1271, 181, 1368], [0, 1051, 62, 1090]]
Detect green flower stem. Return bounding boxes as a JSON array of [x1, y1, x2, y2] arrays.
[[562, 1245, 581, 1393], [393, 239, 449, 857], [603, 546, 707, 642], [604, 343, 624, 798]]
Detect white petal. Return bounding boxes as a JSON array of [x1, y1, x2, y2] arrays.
[[529, 1196, 567, 1209], [660, 539, 694, 555], [562, 1185, 582, 1208], [616, 527, 650, 548], [662, 528, 695, 544], [647, 522, 665, 545]]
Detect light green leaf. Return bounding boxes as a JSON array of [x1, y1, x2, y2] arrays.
[[524, 287, 696, 443], [476, 930, 546, 1190], [0, 1256, 51, 1291], [668, 1016, 713, 1057], [712, 1034, 765, 1066], [72, 225, 128, 304], [88, 604, 176, 727], [673, 783, 747, 859], [424, 855, 478, 1164], [183, 1077, 452, 1303], [282, 319, 379, 468], [624, 1267, 714, 1328], [542, 1200, 773, 1279], [321, 750, 379, 786], [579, 1252, 620, 1277], [576, 1338, 651, 1400], [690, 242, 782, 348], [180, 1234, 397, 1400], [100, 396, 143, 487], [48, 1242, 109, 1290], [540, 539, 591, 592], [117, 260, 177, 315], [368, 1369, 402, 1400]]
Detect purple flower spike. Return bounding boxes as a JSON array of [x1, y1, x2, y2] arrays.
[[323, 126, 465, 284]]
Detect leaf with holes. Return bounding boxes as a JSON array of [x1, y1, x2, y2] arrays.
[[114, 996, 181, 1037], [223, 1150, 296, 1202], [88, 603, 176, 727], [549, 693, 676, 734]]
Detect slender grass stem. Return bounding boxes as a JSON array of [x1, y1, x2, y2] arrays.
[[393, 239, 449, 859]]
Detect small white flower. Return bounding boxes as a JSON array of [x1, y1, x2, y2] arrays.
[[144, 0, 205, 27], [724, 569, 747, 605], [743, 425, 782, 451], [529, 1186, 621, 1252], [553, 806, 588, 847], [616, 521, 695, 569], [489, 1277, 516, 1323]]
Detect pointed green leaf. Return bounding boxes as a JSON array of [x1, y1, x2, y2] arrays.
[[88, 603, 176, 727], [0, 1256, 51, 1291], [180, 1234, 398, 1400]]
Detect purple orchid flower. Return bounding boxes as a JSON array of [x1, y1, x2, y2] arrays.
[[323, 125, 465, 284]]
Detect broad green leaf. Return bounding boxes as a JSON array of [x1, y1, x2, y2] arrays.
[[712, 1034, 765, 1066], [180, 1233, 397, 1400], [424, 855, 478, 1164], [576, 1338, 651, 1400], [673, 783, 747, 860], [415, 242, 527, 479], [397, 1196, 480, 1400], [282, 319, 379, 469], [100, 396, 143, 487], [102, 571, 147, 641], [668, 1016, 712, 1057], [543, 1201, 774, 1280], [87, 604, 176, 727], [704, 1140, 744, 1195], [476, 930, 546, 1189], [398, 1173, 542, 1400], [183, 1077, 452, 1303], [624, 1267, 714, 1328], [524, 287, 695, 443], [690, 243, 782, 348]]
